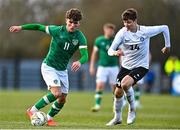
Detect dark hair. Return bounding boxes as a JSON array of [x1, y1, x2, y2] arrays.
[[66, 8, 82, 21], [121, 8, 138, 21], [103, 23, 116, 30]]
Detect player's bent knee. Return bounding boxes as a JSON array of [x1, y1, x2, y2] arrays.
[[51, 91, 62, 99], [114, 88, 124, 98], [121, 76, 134, 91], [121, 81, 129, 91], [96, 82, 105, 91], [54, 92, 62, 99], [50, 86, 62, 99]]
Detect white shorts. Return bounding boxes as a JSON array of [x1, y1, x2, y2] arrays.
[[96, 66, 119, 84], [41, 63, 69, 94]]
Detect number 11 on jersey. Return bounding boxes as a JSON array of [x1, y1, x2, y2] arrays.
[[64, 42, 70, 50]]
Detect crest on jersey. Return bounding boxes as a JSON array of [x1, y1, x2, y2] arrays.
[[140, 37, 145, 42], [54, 79, 58, 84], [72, 39, 78, 45]]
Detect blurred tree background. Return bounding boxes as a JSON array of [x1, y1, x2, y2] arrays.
[[1, 0, 180, 65]]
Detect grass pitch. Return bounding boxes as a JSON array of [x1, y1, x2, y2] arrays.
[[0, 90, 180, 129]]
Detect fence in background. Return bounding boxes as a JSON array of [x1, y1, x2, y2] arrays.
[[0, 59, 169, 93]]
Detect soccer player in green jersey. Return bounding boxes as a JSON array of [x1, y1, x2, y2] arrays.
[[9, 8, 88, 126], [89, 23, 119, 112]]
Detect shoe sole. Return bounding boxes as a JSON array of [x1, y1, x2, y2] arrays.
[[127, 119, 135, 125], [91, 108, 100, 112], [91, 109, 99, 112], [106, 121, 122, 126]]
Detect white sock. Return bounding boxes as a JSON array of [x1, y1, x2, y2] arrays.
[[47, 114, 53, 121], [125, 87, 135, 111], [30, 106, 38, 113], [113, 96, 125, 120]]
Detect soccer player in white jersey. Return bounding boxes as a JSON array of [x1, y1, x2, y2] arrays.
[[106, 8, 170, 126]]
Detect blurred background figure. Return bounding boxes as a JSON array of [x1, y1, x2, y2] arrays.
[[144, 53, 155, 93], [144, 69, 155, 93], [164, 56, 180, 95], [89, 23, 119, 112]]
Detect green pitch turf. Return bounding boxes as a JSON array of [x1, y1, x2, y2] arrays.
[[0, 90, 180, 129]]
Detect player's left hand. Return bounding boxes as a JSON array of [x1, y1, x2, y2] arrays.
[[161, 47, 170, 54], [71, 61, 81, 72]]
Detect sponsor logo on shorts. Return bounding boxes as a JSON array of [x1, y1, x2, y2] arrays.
[[134, 74, 140, 80], [116, 79, 121, 86]]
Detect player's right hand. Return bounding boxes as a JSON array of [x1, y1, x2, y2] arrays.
[[89, 66, 95, 76], [9, 26, 22, 32], [115, 49, 124, 56]]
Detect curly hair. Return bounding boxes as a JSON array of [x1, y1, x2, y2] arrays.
[[66, 8, 82, 21]]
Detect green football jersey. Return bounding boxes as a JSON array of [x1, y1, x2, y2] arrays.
[[43, 25, 87, 70], [95, 35, 118, 67]]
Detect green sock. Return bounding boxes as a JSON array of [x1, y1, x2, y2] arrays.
[[48, 100, 65, 117], [35, 91, 56, 110], [134, 86, 140, 101], [95, 91, 103, 106]]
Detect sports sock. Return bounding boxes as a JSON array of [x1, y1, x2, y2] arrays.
[[94, 91, 103, 107], [47, 114, 53, 121], [125, 87, 135, 111], [113, 96, 125, 120], [48, 100, 65, 118], [134, 85, 140, 101], [33, 91, 57, 110], [30, 106, 39, 113]]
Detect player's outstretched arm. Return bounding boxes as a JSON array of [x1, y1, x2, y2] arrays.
[[9, 24, 46, 33], [146, 25, 171, 54]]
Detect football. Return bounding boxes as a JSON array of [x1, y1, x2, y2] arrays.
[[31, 111, 47, 126]]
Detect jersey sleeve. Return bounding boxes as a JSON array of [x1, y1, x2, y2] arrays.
[[45, 25, 60, 37], [78, 31, 88, 49], [78, 31, 88, 64], [94, 38, 99, 47], [21, 24, 46, 32], [93, 38, 100, 51], [145, 25, 171, 47], [108, 28, 125, 56]]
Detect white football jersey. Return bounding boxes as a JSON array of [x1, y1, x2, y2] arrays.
[[108, 25, 170, 69]]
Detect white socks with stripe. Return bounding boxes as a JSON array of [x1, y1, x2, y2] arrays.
[[125, 87, 135, 111]]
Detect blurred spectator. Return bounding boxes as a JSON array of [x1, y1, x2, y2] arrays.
[[164, 56, 180, 94], [143, 53, 155, 93], [164, 56, 180, 77], [144, 70, 155, 93]]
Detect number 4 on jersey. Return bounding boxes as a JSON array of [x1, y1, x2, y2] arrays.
[[130, 44, 140, 50]]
